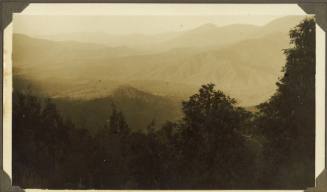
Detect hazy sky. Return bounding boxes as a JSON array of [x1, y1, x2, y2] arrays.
[[13, 4, 308, 36], [14, 15, 288, 37]]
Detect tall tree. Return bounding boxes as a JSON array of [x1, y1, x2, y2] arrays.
[[178, 84, 255, 188], [108, 106, 130, 136], [256, 18, 315, 188], [12, 91, 44, 187], [95, 105, 131, 188]]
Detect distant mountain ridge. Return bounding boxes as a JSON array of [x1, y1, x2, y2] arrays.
[[32, 16, 304, 51], [13, 16, 306, 106]]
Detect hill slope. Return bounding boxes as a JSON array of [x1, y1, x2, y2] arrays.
[[53, 86, 183, 134]]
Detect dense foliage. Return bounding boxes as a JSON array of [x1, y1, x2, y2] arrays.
[[12, 18, 315, 189], [255, 18, 315, 189]]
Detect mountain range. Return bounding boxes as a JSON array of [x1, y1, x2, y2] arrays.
[[13, 16, 305, 106], [13, 15, 306, 132], [37, 16, 303, 52]]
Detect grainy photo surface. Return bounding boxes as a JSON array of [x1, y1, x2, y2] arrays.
[[11, 13, 316, 189]]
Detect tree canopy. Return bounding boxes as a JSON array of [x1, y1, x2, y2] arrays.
[[256, 18, 315, 188]]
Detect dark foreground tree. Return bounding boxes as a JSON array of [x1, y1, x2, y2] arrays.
[[256, 18, 315, 188], [12, 91, 95, 188], [176, 84, 256, 189], [12, 91, 44, 187], [94, 106, 131, 188]]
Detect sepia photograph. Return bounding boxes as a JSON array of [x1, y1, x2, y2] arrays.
[[7, 4, 318, 190]]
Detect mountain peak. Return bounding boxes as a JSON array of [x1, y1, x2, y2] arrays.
[[264, 15, 306, 28], [192, 23, 217, 32], [113, 85, 151, 98]]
